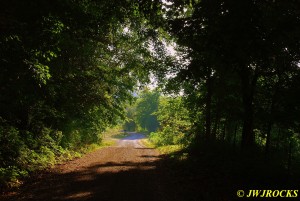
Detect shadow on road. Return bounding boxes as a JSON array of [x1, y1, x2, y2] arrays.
[[1, 150, 182, 201]]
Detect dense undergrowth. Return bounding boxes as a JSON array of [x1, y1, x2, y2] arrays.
[[146, 136, 300, 200], [131, 90, 300, 188], [1, 0, 155, 191], [142, 92, 300, 199], [0, 125, 114, 190]]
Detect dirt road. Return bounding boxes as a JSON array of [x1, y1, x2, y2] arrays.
[[1, 133, 173, 201]]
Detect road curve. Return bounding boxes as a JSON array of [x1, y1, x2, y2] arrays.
[[117, 132, 146, 148]]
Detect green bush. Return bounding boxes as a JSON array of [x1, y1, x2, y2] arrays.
[[150, 125, 188, 146], [0, 121, 101, 187], [149, 97, 192, 147], [0, 114, 107, 187], [0, 123, 24, 167], [0, 166, 28, 187], [150, 127, 174, 146]]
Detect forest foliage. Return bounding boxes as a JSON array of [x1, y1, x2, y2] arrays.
[[0, 0, 160, 187], [123, 0, 300, 182], [1, 0, 300, 188], [149, 95, 191, 147]]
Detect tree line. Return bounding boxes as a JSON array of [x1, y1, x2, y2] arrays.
[[1, 0, 300, 187], [155, 0, 300, 151], [0, 0, 160, 186], [124, 0, 300, 179]]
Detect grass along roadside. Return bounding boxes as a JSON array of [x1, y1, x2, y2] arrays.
[[0, 139, 115, 192], [141, 138, 187, 160]]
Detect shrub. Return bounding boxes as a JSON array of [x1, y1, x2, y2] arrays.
[[0, 122, 24, 167]]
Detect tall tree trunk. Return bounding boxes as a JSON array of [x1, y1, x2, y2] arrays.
[[276, 127, 281, 149], [265, 97, 276, 154], [212, 99, 221, 139], [205, 75, 212, 140], [240, 69, 258, 149], [233, 123, 238, 147], [265, 122, 272, 154], [287, 137, 293, 178], [222, 122, 226, 141], [265, 74, 281, 154]]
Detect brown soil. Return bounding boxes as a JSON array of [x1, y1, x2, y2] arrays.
[[0, 133, 179, 201]]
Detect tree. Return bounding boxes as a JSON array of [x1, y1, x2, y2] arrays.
[[0, 0, 163, 183], [150, 96, 192, 146], [135, 89, 160, 132], [159, 0, 300, 150]]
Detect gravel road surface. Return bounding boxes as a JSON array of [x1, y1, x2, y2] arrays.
[[1, 133, 174, 201]]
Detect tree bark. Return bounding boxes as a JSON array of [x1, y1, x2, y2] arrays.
[[212, 99, 221, 139], [265, 96, 276, 154], [265, 74, 281, 154], [222, 122, 226, 141], [240, 69, 258, 149], [287, 138, 293, 178], [265, 122, 272, 154], [205, 75, 212, 140], [233, 123, 238, 147]]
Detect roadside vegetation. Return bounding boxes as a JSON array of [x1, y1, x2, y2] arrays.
[[0, 137, 112, 189], [102, 126, 130, 139], [1, 0, 300, 195], [125, 88, 300, 189], [0, 0, 158, 188]]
